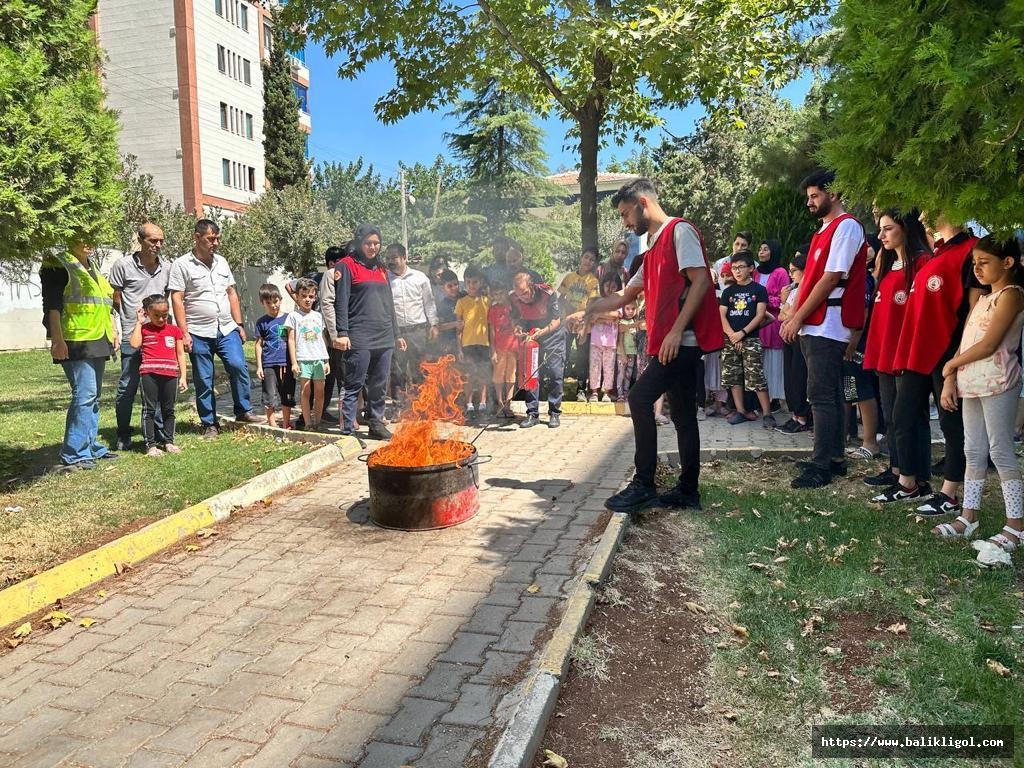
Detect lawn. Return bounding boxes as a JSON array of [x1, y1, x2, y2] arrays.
[[0, 349, 312, 589], [540, 458, 1024, 767]]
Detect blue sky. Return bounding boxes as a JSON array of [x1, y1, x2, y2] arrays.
[[304, 46, 813, 180]]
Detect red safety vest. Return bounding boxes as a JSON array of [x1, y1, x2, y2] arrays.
[[644, 218, 723, 355], [892, 234, 979, 375], [797, 213, 868, 329], [862, 257, 929, 375]]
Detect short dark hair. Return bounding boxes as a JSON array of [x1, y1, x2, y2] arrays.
[[385, 243, 407, 258], [294, 277, 318, 294], [583, 245, 600, 259], [731, 250, 756, 268], [440, 270, 459, 284], [600, 273, 623, 291], [142, 293, 168, 310], [610, 177, 658, 208], [195, 218, 220, 235], [325, 245, 346, 266], [800, 169, 836, 192], [464, 264, 484, 281], [734, 231, 753, 245], [259, 283, 281, 302], [791, 254, 807, 271]]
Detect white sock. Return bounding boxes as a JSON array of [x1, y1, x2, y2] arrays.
[[963, 478, 985, 510], [1001, 478, 1023, 520]]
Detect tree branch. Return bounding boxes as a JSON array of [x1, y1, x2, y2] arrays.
[[475, 0, 579, 118]]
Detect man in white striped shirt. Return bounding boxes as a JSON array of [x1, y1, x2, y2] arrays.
[[386, 244, 439, 405]]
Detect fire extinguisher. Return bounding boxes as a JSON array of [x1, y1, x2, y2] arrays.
[[517, 336, 540, 391]]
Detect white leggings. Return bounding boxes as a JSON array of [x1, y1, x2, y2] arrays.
[[962, 388, 1023, 518]]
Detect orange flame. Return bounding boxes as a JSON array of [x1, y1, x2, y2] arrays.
[[368, 355, 473, 467]]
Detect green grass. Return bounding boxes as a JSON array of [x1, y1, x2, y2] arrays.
[[0, 349, 311, 588], [680, 459, 1024, 766]]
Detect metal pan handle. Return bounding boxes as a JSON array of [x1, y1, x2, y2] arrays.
[[357, 453, 371, 463], [461, 454, 492, 468]]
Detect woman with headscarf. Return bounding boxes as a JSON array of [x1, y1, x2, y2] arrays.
[[334, 223, 406, 440], [754, 238, 789, 407]]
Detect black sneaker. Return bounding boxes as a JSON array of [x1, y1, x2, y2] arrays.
[[796, 459, 847, 477], [915, 492, 961, 517], [655, 485, 702, 511], [605, 477, 658, 512], [791, 467, 831, 489], [97, 451, 120, 460], [870, 482, 931, 504], [114, 438, 131, 451], [776, 419, 809, 434], [863, 468, 899, 487], [519, 414, 540, 429], [547, 414, 561, 429], [367, 422, 393, 441]]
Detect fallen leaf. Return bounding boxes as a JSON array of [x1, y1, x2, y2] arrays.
[[784, 640, 795, 652], [736, 665, 748, 677], [986, 659, 1011, 678], [12, 622, 31, 639], [715, 641, 730, 649], [723, 711, 738, 721], [773, 556, 790, 564], [732, 625, 749, 639], [771, 579, 785, 590], [801, 615, 823, 637], [184, 544, 201, 552], [757, 650, 769, 661], [752, 508, 762, 519], [765, 669, 781, 678], [747, 562, 770, 572], [883, 621, 908, 635], [684, 601, 708, 615], [979, 620, 998, 633], [43, 610, 72, 630], [4, 637, 21, 649], [542, 749, 569, 767], [821, 646, 842, 658], [196, 528, 218, 538], [702, 624, 721, 635], [526, 584, 540, 594]]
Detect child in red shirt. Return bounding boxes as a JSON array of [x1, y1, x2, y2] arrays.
[[129, 294, 187, 457], [488, 283, 517, 418]]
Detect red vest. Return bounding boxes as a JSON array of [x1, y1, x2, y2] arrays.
[[643, 218, 723, 356], [892, 234, 979, 375], [797, 213, 868, 329], [863, 258, 928, 375]]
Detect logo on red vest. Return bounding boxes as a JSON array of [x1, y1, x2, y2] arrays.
[[926, 275, 943, 293], [894, 290, 908, 305]]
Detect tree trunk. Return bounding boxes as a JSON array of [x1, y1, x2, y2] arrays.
[[578, 107, 600, 251]]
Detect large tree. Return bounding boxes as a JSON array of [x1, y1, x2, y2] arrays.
[[115, 155, 196, 261], [262, 18, 309, 189], [280, 0, 824, 249], [312, 158, 400, 240], [820, 0, 1024, 234], [0, 0, 122, 277]]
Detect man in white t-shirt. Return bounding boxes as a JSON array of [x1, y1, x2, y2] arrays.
[[781, 170, 867, 488]]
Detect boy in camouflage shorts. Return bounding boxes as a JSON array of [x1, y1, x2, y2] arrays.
[[719, 251, 775, 428]]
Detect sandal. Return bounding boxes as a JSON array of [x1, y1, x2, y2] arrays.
[[846, 446, 881, 460], [726, 411, 748, 425], [932, 515, 979, 540], [972, 525, 1021, 554]]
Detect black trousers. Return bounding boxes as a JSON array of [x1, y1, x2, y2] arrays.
[[879, 372, 929, 476], [628, 346, 700, 491], [783, 341, 809, 419], [141, 373, 177, 448], [800, 335, 846, 469], [894, 363, 964, 482]]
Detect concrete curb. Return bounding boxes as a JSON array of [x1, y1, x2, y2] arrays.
[[0, 435, 363, 631], [489, 512, 629, 768]]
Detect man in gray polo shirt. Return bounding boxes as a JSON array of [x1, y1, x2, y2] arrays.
[[168, 219, 264, 437], [110, 223, 170, 449]]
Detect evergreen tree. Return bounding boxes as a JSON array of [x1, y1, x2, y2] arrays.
[[262, 18, 309, 189], [0, 0, 122, 276]]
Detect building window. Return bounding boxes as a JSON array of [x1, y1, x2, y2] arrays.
[[219, 102, 228, 130], [245, 113, 254, 139], [240, 4, 248, 31], [242, 59, 251, 85], [247, 167, 256, 192], [217, 44, 226, 73], [215, 0, 222, 16], [222, 159, 230, 186], [293, 83, 309, 113], [263, 21, 273, 57]]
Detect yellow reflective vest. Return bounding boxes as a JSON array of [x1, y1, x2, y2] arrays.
[[47, 251, 115, 343]]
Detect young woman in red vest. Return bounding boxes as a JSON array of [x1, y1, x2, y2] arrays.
[[873, 216, 982, 510], [584, 178, 723, 513], [861, 210, 932, 489], [780, 170, 868, 489]]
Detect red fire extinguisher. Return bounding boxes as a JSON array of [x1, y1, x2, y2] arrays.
[[517, 336, 540, 391]]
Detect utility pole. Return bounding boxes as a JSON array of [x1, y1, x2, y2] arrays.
[[400, 168, 409, 253]]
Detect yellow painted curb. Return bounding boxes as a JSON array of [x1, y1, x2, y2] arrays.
[[509, 400, 628, 416], [0, 436, 361, 630]]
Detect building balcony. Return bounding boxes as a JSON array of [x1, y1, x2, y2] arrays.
[[290, 58, 309, 84], [298, 110, 311, 131]]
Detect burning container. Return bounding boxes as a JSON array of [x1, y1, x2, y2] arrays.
[[363, 440, 488, 530]]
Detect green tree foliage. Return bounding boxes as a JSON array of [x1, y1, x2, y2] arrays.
[[0, 0, 122, 277], [654, 92, 805, 257], [262, 18, 309, 189], [820, 0, 1024, 234], [280, 0, 824, 251], [115, 155, 196, 261], [732, 184, 816, 264], [219, 184, 346, 276], [312, 159, 399, 239]]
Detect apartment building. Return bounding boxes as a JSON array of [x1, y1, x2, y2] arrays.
[[95, 0, 311, 215]]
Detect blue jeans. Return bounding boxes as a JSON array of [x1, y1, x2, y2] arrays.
[[60, 358, 110, 465], [341, 348, 393, 431], [115, 341, 165, 442], [189, 329, 253, 426], [524, 342, 565, 416]]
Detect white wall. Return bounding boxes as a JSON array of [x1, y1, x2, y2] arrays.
[[97, 0, 184, 206]]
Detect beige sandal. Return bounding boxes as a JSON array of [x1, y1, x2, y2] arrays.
[[972, 525, 1021, 554], [933, 515, 979, 540]]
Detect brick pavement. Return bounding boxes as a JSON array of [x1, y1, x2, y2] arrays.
[[0, 417, 636, 768]]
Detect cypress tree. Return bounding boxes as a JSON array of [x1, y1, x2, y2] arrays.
[[262, 19, 309, 190]]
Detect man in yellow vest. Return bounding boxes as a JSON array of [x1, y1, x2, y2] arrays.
[[41, 243, 120, 470]]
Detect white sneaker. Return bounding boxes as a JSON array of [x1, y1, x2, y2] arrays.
[[697, 407, 707, 421], [146, 447, 164, 458], [600, 393, 610, 403]]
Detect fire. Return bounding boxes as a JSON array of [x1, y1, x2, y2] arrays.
[[368, 355, 473, 467]]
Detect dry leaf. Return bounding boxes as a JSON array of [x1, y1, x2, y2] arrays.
[[784, 639, 795, 652], [77, 618, 97, 628], [986, 659, 1011, 678], [702, 624, 721, 635], [526, 584, 540, 594], [801, 615, 823, 637], [715, 641, 730, 649], [542, 749, 569, 768], [757, 650, 769, 661], [43, 610, 72, 630], [771, 579, 785, 590], [765, 669, 781, 678], [184, 544, 201, 552], [979, 620, 998, 633], [684, 601, 708, 615], [773, 556, 790, 564], [752, 508, 762, 519], [884, 622, 908, 635], [821, 646, 842, 658], [196, 528, 218, 538], [747, 562, 770, 572], [12, 622, 31, 639], [732, 625, 749, 639], [723, 711, 738, 722], [4, 637, 21, 649]]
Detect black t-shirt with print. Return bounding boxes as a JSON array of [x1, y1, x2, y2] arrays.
[[720, 281, 768, 333]]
